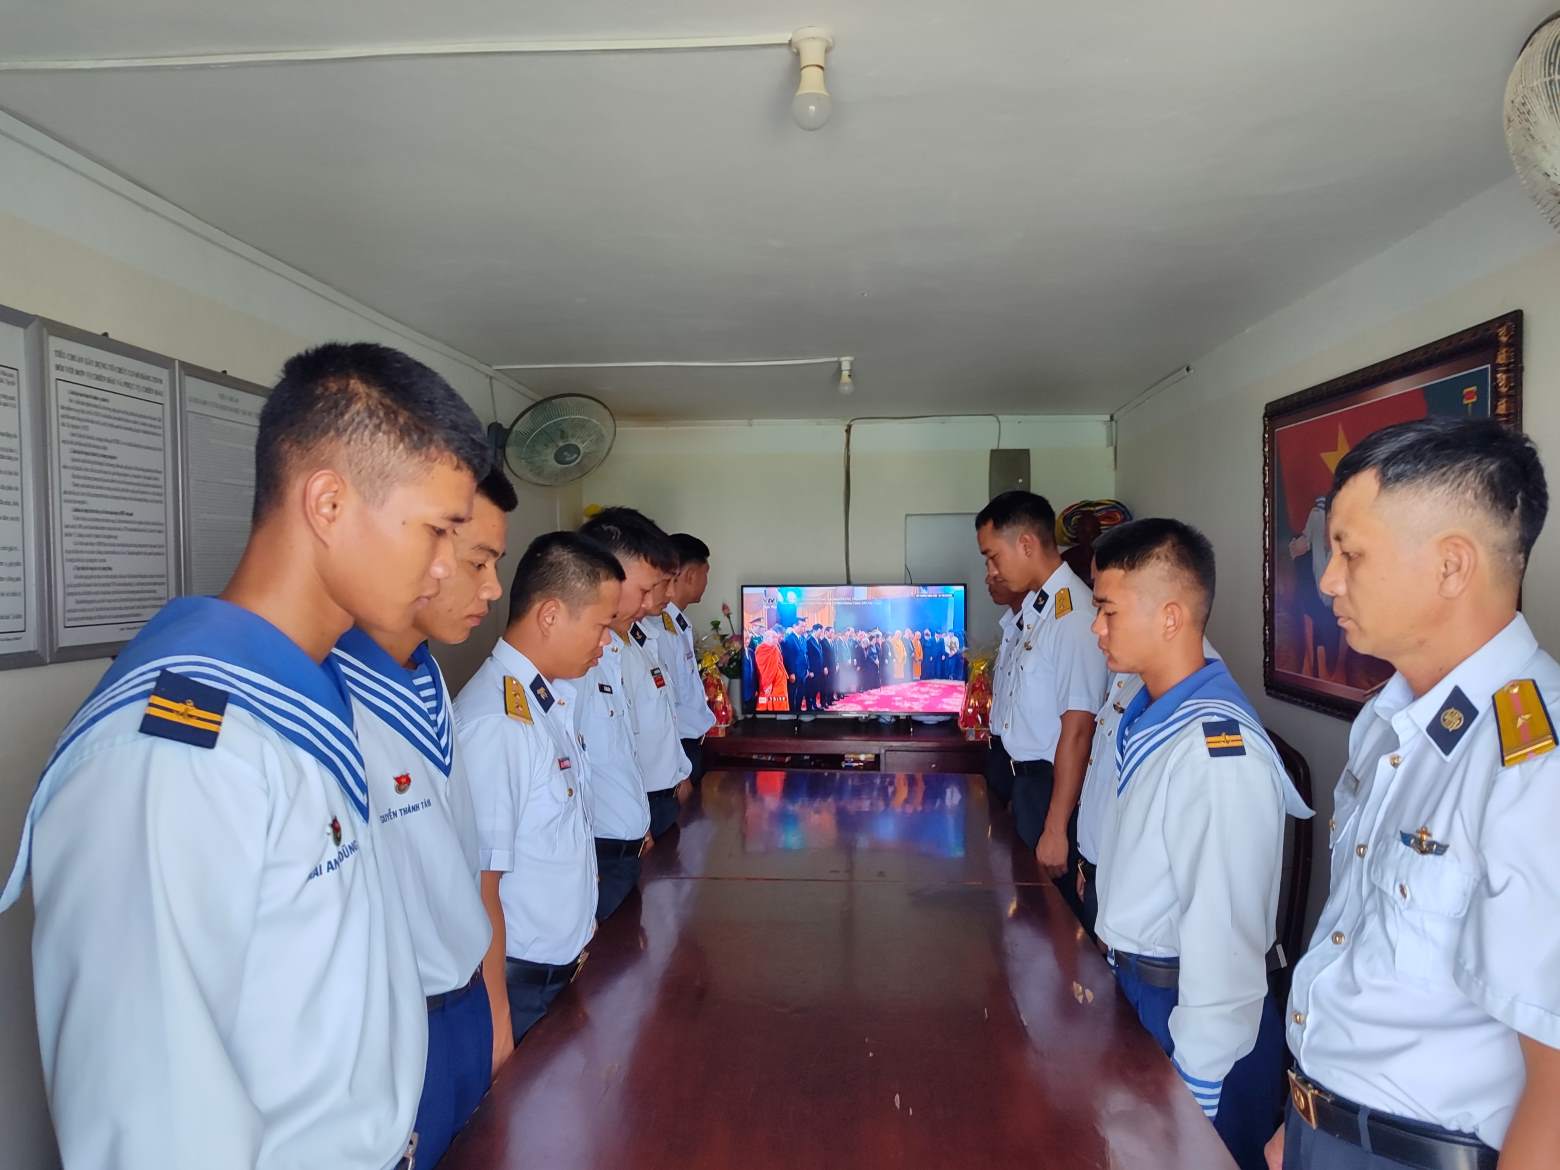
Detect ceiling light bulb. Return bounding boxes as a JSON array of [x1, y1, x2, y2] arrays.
[[838, 357, 854, 394], [790, 27, 834, 131]]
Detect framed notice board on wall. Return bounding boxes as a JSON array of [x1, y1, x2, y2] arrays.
[[0, 304, 48, 669], [42, 321, 180, 661], [176, 362, 267, 597]]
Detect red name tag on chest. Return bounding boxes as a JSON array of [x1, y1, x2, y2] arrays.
[[651, 668, 666, 689], [557, 756, 573, 771]]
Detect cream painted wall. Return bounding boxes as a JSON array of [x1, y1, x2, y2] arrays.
[[1116, 177, 1560, 927], [0, 121, 557, 1169], [573, 416, 1117, 638]]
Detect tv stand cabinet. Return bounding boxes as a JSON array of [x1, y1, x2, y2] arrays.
[[702, 717, 985, 775]]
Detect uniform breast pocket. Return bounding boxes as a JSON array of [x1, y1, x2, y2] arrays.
[[1366, 846, 1476, 983]]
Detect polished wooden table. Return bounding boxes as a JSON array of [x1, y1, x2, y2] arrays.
[[443, 771, 1236, 1170]]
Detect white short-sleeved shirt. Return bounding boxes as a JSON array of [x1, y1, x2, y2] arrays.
[[987, 607, 1024, 734], [1095, 658, 1311, 1119], [663, 602, 717, 740], [997, 562, 1109, 763], [577, 630, 652, 842], [624, 621, 692, 792], [1, 598, 424, 1170], [1077, 640, 1221, 864], [333, 628, 491, 996], [1287, 614, 1560, 1148], [454, 638, 598, 966]]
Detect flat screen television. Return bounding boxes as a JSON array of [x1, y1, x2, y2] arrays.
[[741, 583, 968, 717]]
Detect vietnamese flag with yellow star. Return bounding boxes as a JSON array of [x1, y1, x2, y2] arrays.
[[1273, 367, 1492, 534]]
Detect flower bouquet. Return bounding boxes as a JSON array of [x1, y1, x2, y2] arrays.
[[697, 603, 746, 723]]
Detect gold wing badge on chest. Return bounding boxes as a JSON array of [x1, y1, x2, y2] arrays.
[[1398, 825, 1449, 856]]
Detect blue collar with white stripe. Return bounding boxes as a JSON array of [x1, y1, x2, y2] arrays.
[[1115, 659, 1272, 795], [2, 598, 368, 911], [332, 627, 453, 777], [51, 597, 363, 816]]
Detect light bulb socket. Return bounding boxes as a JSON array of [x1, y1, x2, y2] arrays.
[[790, 27, 834, 130]]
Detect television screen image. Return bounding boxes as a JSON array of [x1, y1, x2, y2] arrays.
[[741, 772, 966, 859], [741, 583, 967, 716]]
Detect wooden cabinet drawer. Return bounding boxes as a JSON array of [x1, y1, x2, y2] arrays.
[[881, 748, 981, 775]]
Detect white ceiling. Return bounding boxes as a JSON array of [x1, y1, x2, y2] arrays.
[[0, 1, 1550, 420]]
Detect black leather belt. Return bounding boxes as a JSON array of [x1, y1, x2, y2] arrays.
[[1008, 757, 1053, 777], [1109, 946, 1288, 990], [595, 835, 645, 860], [1288, 1070, 1497, 1170], [505, 952, 587, 990], [425, 968, 480, 1013]]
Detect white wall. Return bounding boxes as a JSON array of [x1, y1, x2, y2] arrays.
[[1116, 176, 1560, 925], [573, 415, 1116, 641], [0, 116, 558, 1169]]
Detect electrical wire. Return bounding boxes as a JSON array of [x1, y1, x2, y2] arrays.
[[841, 413, 1002, 585], [0, 33, 793, 73]]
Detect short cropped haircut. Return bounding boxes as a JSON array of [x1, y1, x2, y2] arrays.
[[578, 506, 679, 573], [976, 490, 1057, 548], [670, 532, 710, 566], [507, 531, 625, 624], [1094, 517, 1217, 627], [477, 468, 519, 513], [253, 343, 491, 521], [1330, 417, 1548, 580]]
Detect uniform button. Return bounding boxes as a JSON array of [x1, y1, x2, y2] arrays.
[[1328, 818, 1336, 833], [1331, 931, 1346, 945], [1355, 843, 1368, 859], [1390, 754, 1402, 767], [1088, 757, 1094, 765], [567, 787, 575, 797], [1398, 883, 1409, 900], [1292, 1011, 1306, 1026]]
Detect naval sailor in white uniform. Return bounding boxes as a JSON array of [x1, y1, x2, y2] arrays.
[[1, 342, 490, 1170]]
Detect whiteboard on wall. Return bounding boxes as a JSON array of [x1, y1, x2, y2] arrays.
[[904, 512, 1002, 652], [0, 305, 47, 668], [177, 363, 266, 597], [43, 322, 179, 660]]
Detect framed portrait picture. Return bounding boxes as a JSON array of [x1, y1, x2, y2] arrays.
[[1262, 311, 1523, 718]]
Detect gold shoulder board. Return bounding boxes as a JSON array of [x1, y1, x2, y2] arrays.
[[1054, 588, 1073, 620], [504, 676, 533, 724], [1494, 678, 1555, 767]]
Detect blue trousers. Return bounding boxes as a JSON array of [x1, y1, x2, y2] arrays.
[[985, 737, 1013, 810], [595, 840, 642, 922], [1113, 956, 1286, 1170], [648, 787, 681, 839], [1281, 1096, 1497, 1169], [504, 956, 577, 1043], [413, 978, 492, 1169]]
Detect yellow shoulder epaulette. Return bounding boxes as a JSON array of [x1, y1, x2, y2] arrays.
[[1494, 678, 1555, 767], [1054, 587, 1073, 620], [504, 676, 533, 724]]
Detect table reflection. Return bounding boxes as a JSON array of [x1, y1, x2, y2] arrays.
[[741, 771, 966, 858]]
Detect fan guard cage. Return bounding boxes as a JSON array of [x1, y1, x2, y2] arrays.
[[1506, 13, 1560, 231], [504, 394, 616, 486]]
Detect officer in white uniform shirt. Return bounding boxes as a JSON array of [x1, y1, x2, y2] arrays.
[[666, 532, 718, 786], [1088, 519, 1310, 1170], [976, 490, 1107, 916], [330, 467, 518, 1166], [628, 596, 695, 839], [0, 343, 490, 1170], [576, 509, 675, 919], [1271, 418, 1560, 1170], [458, 531, 623, 1044], [983, 578, 1025, 812], [1075, 638, 1220, 938]]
